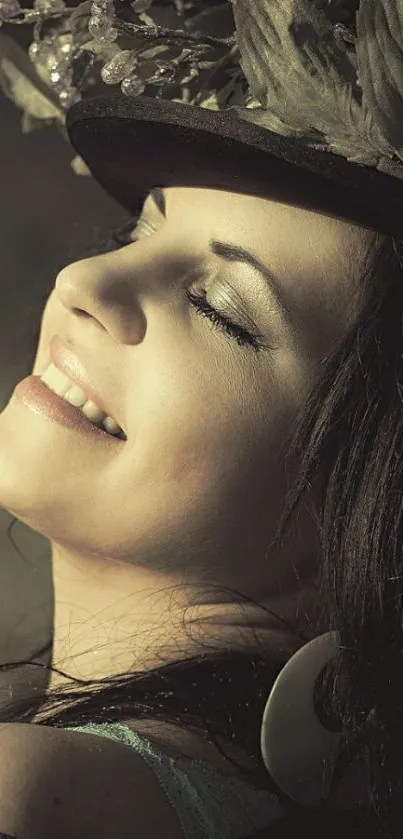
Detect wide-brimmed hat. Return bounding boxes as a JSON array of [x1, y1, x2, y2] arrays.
[[1, 0, 403, 239]]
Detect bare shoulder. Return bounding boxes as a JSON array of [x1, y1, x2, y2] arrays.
[[0, 722, 185, 839]]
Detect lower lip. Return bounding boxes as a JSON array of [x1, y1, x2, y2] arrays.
[[13, 375, 125, 444]]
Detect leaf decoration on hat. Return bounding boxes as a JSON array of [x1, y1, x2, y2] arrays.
[[0, 33, 64, 125], [231, 0, 403, 177], [0, 31, 89, 172]]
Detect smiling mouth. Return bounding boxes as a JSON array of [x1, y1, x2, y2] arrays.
[[39, 362, 127, 440]]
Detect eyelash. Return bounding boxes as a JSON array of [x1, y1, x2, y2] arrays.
[[111, 219, 265, 353]]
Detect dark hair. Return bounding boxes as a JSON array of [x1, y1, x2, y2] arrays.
[[2, 213, 403, 837]]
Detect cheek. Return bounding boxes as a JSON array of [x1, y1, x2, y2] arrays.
[[130, 393, 230, 497], [136, 397, 277, 517], [122, 362, 262, 527]]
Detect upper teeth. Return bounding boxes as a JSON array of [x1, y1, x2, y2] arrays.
[[39, 363, 124, 437]]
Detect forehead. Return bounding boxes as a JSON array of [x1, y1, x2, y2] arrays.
[[165, 186, 374, 252]]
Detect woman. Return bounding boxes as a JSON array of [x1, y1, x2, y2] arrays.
[[0, 0, 402, 837]]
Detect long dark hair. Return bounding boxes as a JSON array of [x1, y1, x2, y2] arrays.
[[1, 213, 403, 837]]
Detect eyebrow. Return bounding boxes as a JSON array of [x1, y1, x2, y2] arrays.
[[149, 187, 296, 330]]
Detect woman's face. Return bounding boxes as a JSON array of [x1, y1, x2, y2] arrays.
[[0, 187, 375, 609]]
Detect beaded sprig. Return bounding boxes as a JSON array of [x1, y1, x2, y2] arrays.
[[0, 1, 243, 112], [0, 0, 249, 172]]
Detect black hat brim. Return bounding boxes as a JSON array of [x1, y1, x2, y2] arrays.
[[66, 93, 403, 239]]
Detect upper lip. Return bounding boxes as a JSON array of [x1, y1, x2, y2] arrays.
[[50, 334, 125, 434]]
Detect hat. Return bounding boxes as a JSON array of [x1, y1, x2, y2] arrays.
[[1, 0, 403, 811], [1, 0, 403, 238]]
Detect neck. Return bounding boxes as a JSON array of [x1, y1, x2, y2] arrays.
[[47, 542, 317, 694]]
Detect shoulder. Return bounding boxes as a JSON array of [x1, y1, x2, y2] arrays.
[[0, 722, 185, 839]]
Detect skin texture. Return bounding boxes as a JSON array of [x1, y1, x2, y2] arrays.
[[0, 187, 377, 704]]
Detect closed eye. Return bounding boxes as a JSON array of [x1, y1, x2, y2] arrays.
[[110, 217, 271, 353]]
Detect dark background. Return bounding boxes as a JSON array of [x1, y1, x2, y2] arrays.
[[0, 20, 127, 713]]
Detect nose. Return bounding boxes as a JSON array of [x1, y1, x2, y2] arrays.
[[54, 249, 149, 346]]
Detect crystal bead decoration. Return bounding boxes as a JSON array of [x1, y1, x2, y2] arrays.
[[59, 88, 82, 109], [28, 39, 55, 65], [58, 38, 73, 62], [89, 0, 117, 43], [121, 74, 145, 96], [28, 41, 41, 62], [50, 67, 72, 91], [88, 13, 117, 43], [101, 50, 138, 85], [0, 0, 21, 24]]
